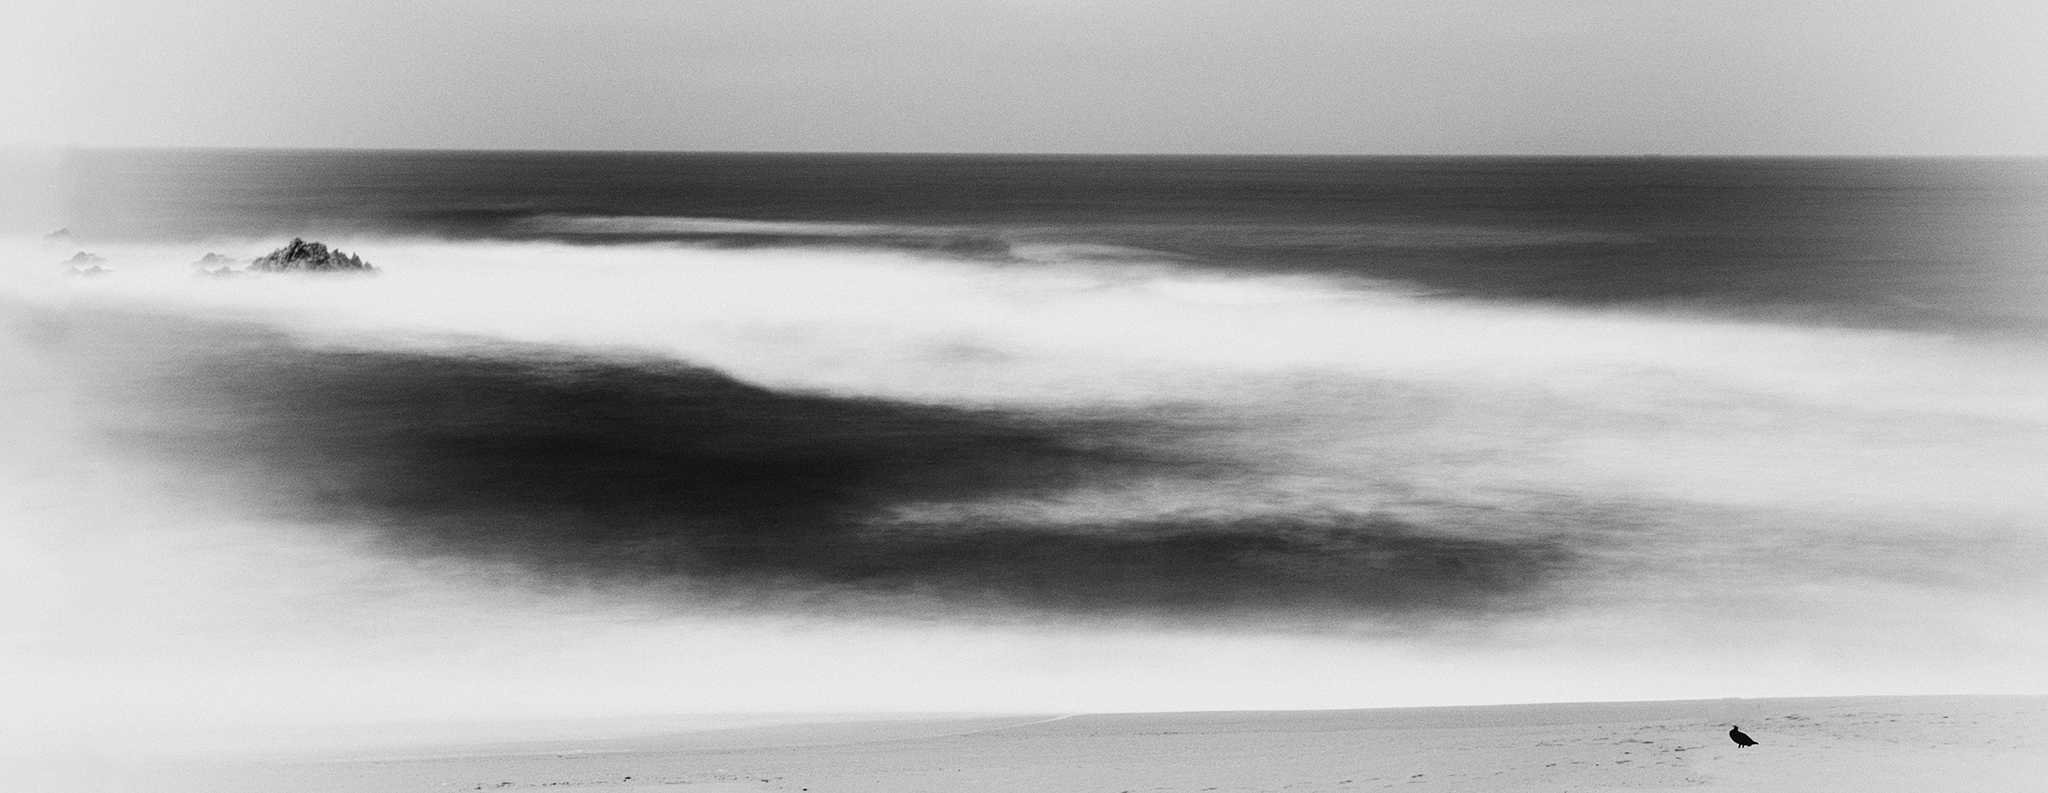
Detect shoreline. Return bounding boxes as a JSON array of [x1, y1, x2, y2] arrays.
[[28, 694, 2041, 793]]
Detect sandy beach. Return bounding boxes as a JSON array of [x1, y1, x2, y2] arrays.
[[37, 695, 2030, 793]]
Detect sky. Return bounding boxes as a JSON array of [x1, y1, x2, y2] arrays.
[[6, 0, 2048, 154]]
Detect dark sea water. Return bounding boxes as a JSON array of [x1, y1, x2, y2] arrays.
[[4, 150, 2046, 722], [53, 149, 2048, 332]]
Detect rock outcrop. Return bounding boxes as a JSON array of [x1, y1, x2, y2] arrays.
[[63, 251, 111, 277], [192, 252, 242, 277], [247, 238, 376, 273]]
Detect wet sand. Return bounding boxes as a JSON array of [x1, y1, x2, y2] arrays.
[[49, 695, 2046, 793]]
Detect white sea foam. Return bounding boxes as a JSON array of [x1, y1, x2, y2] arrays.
[[3, 234, 2044, 746], [9, 236, 2042, 407]]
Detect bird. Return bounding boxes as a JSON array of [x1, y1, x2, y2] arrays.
[[1728, 725, 1758, 747]]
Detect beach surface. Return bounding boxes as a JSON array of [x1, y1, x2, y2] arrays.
[[45, 695, 2046, 793]]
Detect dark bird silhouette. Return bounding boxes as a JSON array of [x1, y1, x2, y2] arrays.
[[1728, 725, 1758, 747]]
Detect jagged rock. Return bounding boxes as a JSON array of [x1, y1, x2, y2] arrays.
[[45, 228, 74, 242], [247, 238, 376, 274]]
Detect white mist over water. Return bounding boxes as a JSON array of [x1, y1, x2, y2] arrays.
[[3, 235, 2044, 756]]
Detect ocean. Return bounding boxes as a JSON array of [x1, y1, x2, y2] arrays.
[[45, 150, 2048, 332], [3, 150, 2045, 736]]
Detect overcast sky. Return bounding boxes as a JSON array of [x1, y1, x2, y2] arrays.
[[7, 0, 2048, 154]]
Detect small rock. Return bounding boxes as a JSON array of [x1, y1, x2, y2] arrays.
[[63, 251, 112, 277], [192, 252, 244, 277]]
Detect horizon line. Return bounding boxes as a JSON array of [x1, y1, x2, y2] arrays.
[[19, 143, 2048, 160]]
